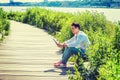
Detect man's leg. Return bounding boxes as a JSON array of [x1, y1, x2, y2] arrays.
[[62, 47, 79, 64], [54, 47, 86, 67]]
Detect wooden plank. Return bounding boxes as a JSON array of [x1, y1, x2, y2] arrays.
[[0, 72, 68, 77], [0, 20, 68, 80], [0, 75, 67, 80]]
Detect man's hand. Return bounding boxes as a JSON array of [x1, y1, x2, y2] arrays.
[[57, 43, 68, 48], [57, 43, 63, 48]]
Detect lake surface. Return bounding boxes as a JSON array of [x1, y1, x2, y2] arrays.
[[0, 6, 120, 22]]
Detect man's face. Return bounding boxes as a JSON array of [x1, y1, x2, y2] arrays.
[[71, 26, 79, 34]]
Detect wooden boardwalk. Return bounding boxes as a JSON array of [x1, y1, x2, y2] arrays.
[[0, 21, 69, 80]]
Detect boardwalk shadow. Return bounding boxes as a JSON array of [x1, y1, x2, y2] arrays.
[[44, 67, 74, 75]]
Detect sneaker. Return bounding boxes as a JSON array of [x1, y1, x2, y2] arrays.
[[54, 61, 66, 68]]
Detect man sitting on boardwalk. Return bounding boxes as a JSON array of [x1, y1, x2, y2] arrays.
[[54, 23, 90, 68]]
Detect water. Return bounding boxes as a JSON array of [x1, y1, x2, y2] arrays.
[[0, 6, 120, 22]]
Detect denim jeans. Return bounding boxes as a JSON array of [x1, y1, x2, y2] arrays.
[[62, 47, 86, 64]]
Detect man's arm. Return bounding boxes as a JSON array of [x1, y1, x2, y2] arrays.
[[66, 35, 84, 47], [57, 36, 75, 48], [65, 36, 75, 44]]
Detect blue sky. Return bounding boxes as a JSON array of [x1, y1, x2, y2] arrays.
[[0, 0, 76, 3]]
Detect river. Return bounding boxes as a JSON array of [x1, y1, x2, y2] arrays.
[[0, 6, 120, 22]]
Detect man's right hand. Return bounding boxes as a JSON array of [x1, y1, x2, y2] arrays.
[[57, 43, 63, 48], [57, 43, 68, 48]]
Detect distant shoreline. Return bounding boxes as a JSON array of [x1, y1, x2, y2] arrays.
[[0, 1, 120, 8], [0, 5, 119, 9]]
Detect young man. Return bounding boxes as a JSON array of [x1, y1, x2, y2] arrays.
[[54, 23, 90, 68]]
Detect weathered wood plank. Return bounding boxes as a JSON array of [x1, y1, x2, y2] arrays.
[[0, 21, 68, 80], [0, 75, 67, 80]]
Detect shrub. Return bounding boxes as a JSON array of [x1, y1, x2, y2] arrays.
[[7, 11, 25, 22], [114, 24, 120, 52], [0, 8, 10, 40], [8, 8, 73, 35], [7, 8, 119, 80]]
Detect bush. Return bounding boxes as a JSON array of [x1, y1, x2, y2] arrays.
[[8, 8, 73, 35], [7, 8, 119, 80], [7, 11, 25, 22], [114, 24, 120, 52], [98, 51, 120, 80], [0, 8, 10, 40]]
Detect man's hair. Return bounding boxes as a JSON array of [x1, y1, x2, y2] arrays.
[[71, 23, 80, 30]]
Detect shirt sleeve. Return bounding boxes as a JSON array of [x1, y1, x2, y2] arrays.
[[66, 35, 84, 47], [65, 36, 75, 44]]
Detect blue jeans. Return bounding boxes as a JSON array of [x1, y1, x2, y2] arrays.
[[62, 47, 86, 64]]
